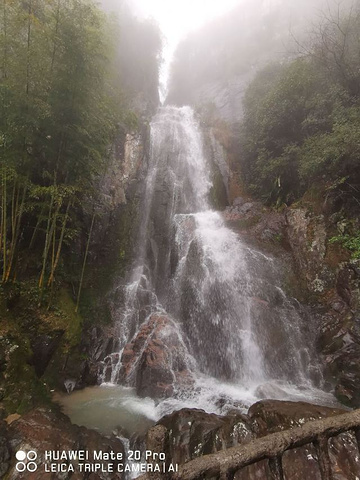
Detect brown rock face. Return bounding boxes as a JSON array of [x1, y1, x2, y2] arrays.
[[4, 408, 125, 480], [245, 401, 360, 480], [119, 314, 194, 398], [283, 206, 360, 407], [286, 209, 330, 292], [144, 408, 253, 467], [224, 202, 284, 238], [234, 459, 270, 480], [0, 418, 11, 478], [248, 400, 345, 436], [248, 401, 360, 480], [141, 400, 360, 480]]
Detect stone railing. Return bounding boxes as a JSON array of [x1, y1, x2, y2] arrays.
[[139, 409, 360, 480]]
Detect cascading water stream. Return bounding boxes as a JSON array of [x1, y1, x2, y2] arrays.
[[99, 105, 333, 418]]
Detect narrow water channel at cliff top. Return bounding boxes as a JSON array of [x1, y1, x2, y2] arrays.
[[56, 106, 338, 436]]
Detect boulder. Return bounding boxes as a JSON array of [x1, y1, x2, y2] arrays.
[[5, 408, 125, 480], [233, 197, 245, 207], [224, 200, 262, 223], [248, 400, 360, 480], [223, 201, 288, 253], [119, 314, 194, 398], [141, 400, 360, 480], [30, 332, 64, 377], [145, 408, 253, 466], [248, 400, 345, 436]]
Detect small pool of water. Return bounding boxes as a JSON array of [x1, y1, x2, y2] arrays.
[[54, 377, 340, 438], [54, 385, 156, 436]]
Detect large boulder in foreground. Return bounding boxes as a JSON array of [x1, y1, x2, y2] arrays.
[[141, 400, 360, 480], [153, 408, 252, 466], [119, 314, 194, 398], [247, 400, 360, 480], [248, 399, 345, 435], [3, 408, 125, 479]]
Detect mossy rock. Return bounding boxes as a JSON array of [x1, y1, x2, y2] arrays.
[[209, 165, 228, 210], [77, 197, 139, 323], [232, 216, 261, 230], [0, 282, 85, 414], [0, 336, 51, 414]]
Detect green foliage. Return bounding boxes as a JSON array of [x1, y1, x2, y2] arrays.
[[240, 5, 360, 205], [0, 279, 85, 413], [329, 232, 360, 259], [299, 104, 360, 180], [0, 0, 117, 286], [0, 0, 161, 293], [0, 0, 161, 414]]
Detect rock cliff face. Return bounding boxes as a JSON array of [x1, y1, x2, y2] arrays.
[[97, 129, 146, 212], [222, 196, 360, 408], [286, 210, 332, 295], [286, 207, 360, 407], [73, 124, 150, 389]]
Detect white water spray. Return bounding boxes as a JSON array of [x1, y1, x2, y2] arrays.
[[86, 106, 334, 431]]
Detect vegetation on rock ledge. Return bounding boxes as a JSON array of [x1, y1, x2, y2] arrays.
[[240, 5, 360, 207]]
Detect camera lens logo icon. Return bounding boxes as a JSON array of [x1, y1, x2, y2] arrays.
[[15, 450, 38, 472]]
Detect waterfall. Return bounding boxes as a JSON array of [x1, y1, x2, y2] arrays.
[[101, 106, 330, 414]]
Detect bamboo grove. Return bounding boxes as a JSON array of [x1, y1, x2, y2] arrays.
[[0, 0, 155, 306]]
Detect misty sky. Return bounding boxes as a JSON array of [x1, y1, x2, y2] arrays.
[[129, 0, 243, 97], [125, 0, 345, 99], [131, 0, 242, 43]]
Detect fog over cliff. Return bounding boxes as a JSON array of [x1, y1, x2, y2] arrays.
[[167, 0, 357, 117]]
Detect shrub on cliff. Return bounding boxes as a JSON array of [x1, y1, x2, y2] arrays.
[[240, 5, 360, 206]]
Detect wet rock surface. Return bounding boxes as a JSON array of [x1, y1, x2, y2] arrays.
[[29, 332, 64, 377], [286, 209, 332, 293], [223, 200, 288, 252], [1, 400, 358, 480], [223, 197, 360, 408], [118, 314, 194, 398], [141, 400, 360, 480], [285, 207, 360, 407], [3, 408, 125, 480], [154, 408, 253, 465], [248, 400, 345, 435]]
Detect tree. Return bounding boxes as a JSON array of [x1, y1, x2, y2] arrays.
[[239, 3, 360, 205], [0, 0, 118, 287], [309, 3, 360, 97]]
